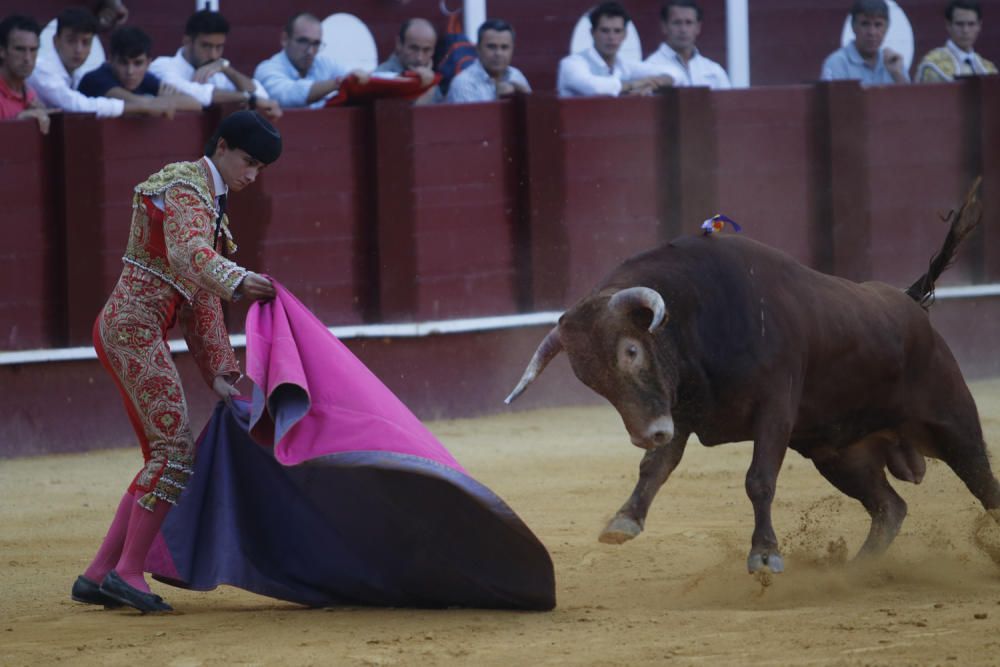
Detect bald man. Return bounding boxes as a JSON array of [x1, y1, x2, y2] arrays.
[[374, 18, 440, 104]]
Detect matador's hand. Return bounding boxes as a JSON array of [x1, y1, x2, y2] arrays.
[[239, 272, 276, 302], [212, 375, 239, 410]]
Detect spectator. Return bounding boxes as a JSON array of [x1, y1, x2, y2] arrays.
[[255, 12, 366, 109], [447, 19, 530, 103], [375, 18, 440, 104], [149, 10, 280, 119], [643, 0, 731, 89], [0, 14, 50, 132], [915, 0, 996, 82], [79, 26, 201, 111], [28, 7, 173, 117], [557, 2, 672, 98], [820, 0, 909, 84]]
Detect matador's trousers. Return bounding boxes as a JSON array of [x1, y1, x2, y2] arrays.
[[93, 265, 196, 511]]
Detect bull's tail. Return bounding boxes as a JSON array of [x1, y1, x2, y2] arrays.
[[905, 176, 984, 309]]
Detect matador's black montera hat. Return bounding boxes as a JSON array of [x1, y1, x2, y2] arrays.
[[205, 110, 282, 165]]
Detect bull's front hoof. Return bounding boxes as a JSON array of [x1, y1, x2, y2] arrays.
[[599, 515, 643, 545], [747, 552, 785, 574]]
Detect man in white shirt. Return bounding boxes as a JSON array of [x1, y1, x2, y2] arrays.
[[149, 10, 281, 119], [558, 2, 672, 98], [447, 19, 531, 104], [28, 7, 174, 118], [644, 0, 731, 89]]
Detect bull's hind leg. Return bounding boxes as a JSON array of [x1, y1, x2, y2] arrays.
[[599, 431, 690, 544], [917, 363, 1000, 522], [809, 444, 908, 558], [928, 423, 1000, 518]]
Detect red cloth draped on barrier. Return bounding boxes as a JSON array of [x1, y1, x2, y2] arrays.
[[325, 72, 442, 107]]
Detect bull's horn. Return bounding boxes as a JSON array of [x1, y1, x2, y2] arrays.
[[504, 326, 563, 404], [608, 287, 668, 332]]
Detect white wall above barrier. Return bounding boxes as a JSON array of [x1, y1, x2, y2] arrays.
[[726, 0, 750, 87], [463, 0, 487, 43], [320, 13, 379, 72]]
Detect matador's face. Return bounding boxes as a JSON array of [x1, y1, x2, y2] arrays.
[[212, 140, 266, 192]]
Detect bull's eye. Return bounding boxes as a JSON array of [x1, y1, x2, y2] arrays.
[[617, 337, 644, 372]]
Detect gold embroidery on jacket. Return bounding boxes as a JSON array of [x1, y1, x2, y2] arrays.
[[124, 160, 246, 301]]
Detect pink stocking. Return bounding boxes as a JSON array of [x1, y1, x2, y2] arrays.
[[113, 492, 171, 592], [83, 492, 134, 583]]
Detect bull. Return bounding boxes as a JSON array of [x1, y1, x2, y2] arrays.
[[506, 182, 1000, 574]]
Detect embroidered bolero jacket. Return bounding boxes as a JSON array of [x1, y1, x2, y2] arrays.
[[124, 159, 246, 301], [122, 159, 248, 384]]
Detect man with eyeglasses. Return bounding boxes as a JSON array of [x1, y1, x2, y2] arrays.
[[255, 12, 366, 109], [915, 0, 996, 82]]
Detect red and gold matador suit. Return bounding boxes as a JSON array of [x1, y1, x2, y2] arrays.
[[94, 158, 246, 512]]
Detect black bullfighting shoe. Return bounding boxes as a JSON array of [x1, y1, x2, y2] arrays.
[[99, 570, 174, 613], [71, 575, 123, 608]]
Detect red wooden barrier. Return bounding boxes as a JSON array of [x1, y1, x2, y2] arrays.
[[225, 107, 373, 332], [712, 85, 824, 266], [547, 95, 665, 306], [662, 86, 717, 242], [519, 92, 568, 311], [0, 118, 60, 349], [2, 78, 997, 351], [377, 100, 521, 321], [412, 101, 520, 318], [863, 83, 978, 287], [979, 76, 1000, 283], [61, 111, 210, 345]]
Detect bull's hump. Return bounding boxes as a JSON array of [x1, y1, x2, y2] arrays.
[[626, 234, 805, 286], [659, 234, 796, 267]]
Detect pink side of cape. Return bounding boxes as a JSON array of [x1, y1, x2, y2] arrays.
[[244, 282, 464, 472]]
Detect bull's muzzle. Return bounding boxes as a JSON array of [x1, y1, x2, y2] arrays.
[[629, 415, 675, 449]]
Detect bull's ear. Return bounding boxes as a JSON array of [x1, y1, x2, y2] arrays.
[[608, 287, 667, 333]]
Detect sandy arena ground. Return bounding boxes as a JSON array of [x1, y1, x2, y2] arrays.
[[5, 380, 1000, 666]]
